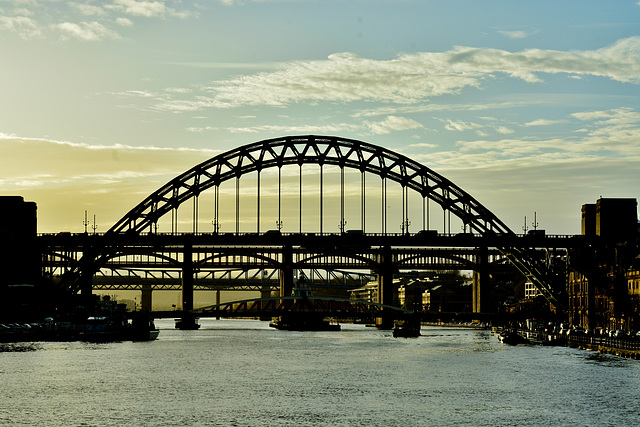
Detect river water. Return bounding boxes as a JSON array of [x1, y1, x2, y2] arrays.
[[1, 319, 639, 426]]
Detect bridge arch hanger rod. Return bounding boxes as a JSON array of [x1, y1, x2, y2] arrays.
[[108, 135, 514, 238]]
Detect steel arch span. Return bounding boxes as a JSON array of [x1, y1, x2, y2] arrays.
[[89, 135, 564, 310], [109, 135, 512, 236]]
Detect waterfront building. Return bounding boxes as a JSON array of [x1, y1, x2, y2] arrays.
[[568, 197, 639, 331], [0, 196, 42, 321], [567, 271, 595, 330], [524, 280, 542, 300], [349, 281, 378, 304], [626, 270, 640, 331], [422, 282, 472, 313], [0, 196, 38, 286], [398, 279, 433, 310]]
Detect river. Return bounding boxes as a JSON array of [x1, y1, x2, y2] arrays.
[[1, 319, 639, 426]]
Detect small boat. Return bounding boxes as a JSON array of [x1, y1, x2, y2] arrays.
[[269, 275, 341, 331], [392, 320, 421, 338], [175, 315, 200, 330], [498, 330, 529, 345], [269, 314, 340, 331], [82, 314, 159, 342]]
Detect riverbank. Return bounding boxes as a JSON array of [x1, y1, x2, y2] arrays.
[[491, 326, 640, 360], [567, 335, 640, 360]]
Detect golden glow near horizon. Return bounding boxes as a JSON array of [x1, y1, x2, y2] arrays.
[[1, 1, 640, 234]]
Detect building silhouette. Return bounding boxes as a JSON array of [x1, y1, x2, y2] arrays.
[[569, 197, 639, 332]]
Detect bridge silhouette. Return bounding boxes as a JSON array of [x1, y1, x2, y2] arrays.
[[42, 135, 581, 319]]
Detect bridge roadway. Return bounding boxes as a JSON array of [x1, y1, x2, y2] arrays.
[[41, 231, 584, 311], [40, 230, 584, 280]]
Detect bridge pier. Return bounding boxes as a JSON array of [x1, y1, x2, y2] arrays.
[[279, 244, 294, 298], [376, 246, 396, 329], [472, 246, 489, 314], [140, 283, 153, 312], [178, 240, 199, 329], [216, 290, 221, 320], [260, 285, 271, 321], [182, 242, 194, 313]]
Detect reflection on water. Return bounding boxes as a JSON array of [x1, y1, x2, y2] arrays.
[[0, 342, 42, 352], [2, 319, 640, 426]]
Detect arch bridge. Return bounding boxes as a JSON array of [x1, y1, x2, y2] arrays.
[[53, 135, 572, 314]]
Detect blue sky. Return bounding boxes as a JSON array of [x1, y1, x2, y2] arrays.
[[1, 0, 640, 234]]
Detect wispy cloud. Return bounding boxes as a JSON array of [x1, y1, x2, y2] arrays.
[[219, 116, 422, 136], [0, 15, 40, 39], [421, 107, 640, 171], [0, 0, 196, 40], [52, 21, 121, 41], [149, 37, 640, 112], [498, 30, 531, 39], [0, 134, 220, 190], [442, 119, 483, 132], [69, 3, 107, 17], [523, 119, 566, 127], [364, 116, 424, 135]]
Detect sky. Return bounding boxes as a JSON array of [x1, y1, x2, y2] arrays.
[[1, 0, 640, 235]]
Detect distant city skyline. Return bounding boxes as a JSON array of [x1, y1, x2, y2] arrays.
[[1, 1, 640, 234]]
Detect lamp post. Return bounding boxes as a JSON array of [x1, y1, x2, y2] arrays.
[[83, 210, 89, 233]]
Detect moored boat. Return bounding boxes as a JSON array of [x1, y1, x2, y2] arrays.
[[498, 329, 529, 345], [392, 320, 421, 338], [269, 314, 340, 331], [82, 314, 159, 342], [175, 314, 200, 330]]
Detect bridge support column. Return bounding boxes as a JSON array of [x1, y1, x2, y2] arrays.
[[141, 283, 152, 312], [376, 246, 395, 329], [216, 290, 221, 320], [280, 244, 294, 299], [260, 285, 271, 321], [177, 240, 199, 330], [182, 242, 194, 313], [472, 246, 489, 314], [79, 246, 97, 313]]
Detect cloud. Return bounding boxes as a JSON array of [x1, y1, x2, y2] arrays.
[[427, 108, 640, 170], [108, 0, 169, 18], [498, 30, 529, 39], [116, 17, 133, 26], [442, 119, 483, 132], [224, 123, 362, 134], [0, 15, 41, 39], [495, 126, 515, 134], [353, 101, 539, 118], [219, 115, 421, 135], [0, 134, 220, 190], [52, 21, 120, 41], [107, 0, 194, 19], [363, 116, 423, 135], [0, 1, 196, 41], [408, 142, 438, 149], [150, 37, 640, 112], [69, 3, 107, 16], [523, 119, 566, 127]]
